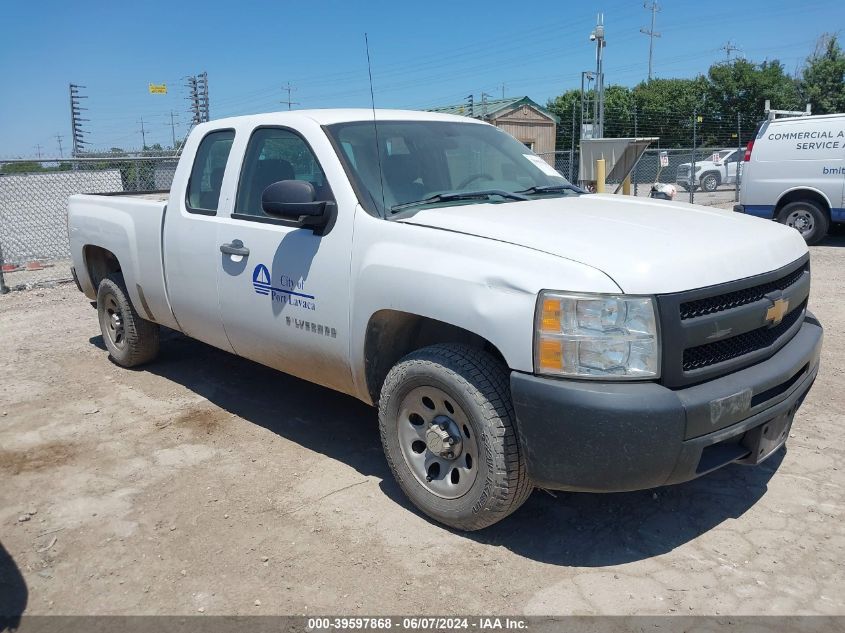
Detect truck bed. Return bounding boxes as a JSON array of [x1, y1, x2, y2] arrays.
[[67, 192, 179, 330]]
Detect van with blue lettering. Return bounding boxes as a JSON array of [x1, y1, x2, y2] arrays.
[[735, 112, 845, 245]]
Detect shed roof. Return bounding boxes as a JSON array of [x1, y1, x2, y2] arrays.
[[428, 96, 559, 124]]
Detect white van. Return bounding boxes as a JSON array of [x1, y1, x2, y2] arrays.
[[735, 112, 845, 245]]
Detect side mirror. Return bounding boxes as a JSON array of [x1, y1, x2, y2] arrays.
[[261, 180, 332, 227]]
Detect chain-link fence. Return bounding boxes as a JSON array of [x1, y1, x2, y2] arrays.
[[538, 145, 743, 207], [0, 155, 178, 292], [0, 145, 743, 293]]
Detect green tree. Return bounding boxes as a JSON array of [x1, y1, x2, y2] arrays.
[[800, 34, 845, 114], [631, 77, 711, 147], [0, 161, 44, 174]]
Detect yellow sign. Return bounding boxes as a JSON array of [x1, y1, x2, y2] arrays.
[[148, 83, 167, 94]]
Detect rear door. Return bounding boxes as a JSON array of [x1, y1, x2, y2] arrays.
[[163, 128, 237, 351], [215, 125, 356, 394]]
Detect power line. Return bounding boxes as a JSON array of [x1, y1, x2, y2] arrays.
[[280, 82, 299, 110], [640, 1, 661, 81]]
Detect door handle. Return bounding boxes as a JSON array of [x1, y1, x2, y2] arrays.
[[220, 240, 250, 257]]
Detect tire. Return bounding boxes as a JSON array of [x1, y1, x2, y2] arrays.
[[777, 200, 829, 246], [96, 273, 159, 367], [378, 344, 532, 531], [700, 172, 720, 192]]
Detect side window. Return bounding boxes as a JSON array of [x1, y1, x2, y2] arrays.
[[186, 129, 235, 214], [235, 127, 333, 218]]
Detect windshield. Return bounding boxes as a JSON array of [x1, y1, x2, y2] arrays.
[[325, 120, 577, 216]]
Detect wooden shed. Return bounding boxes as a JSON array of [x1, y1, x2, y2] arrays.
[[428, 96, 559, 161]]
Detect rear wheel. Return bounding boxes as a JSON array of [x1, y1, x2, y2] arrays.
[[97, 274, 159, 367], [777, 200, 829, 246], [378, 344, 532, 531]]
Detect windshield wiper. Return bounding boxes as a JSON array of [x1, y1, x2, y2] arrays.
[[515, 183, 586, 195], [389, 189, 529, 214]]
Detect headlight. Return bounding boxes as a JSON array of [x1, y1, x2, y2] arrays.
[[535, 291, 660, 379]]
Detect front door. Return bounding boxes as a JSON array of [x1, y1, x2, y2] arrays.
[[216, 126, 355, 394]]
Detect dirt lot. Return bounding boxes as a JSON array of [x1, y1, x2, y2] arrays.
[[1, 236, 843, 618]]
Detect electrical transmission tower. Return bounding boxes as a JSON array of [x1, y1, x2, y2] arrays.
[[640, 2, 661, 81], [721, 41, 740, 61], [197, 72, 209, 121], [69, 83, 89, 156], [186, 72, 210, 127], [280, 82, 299, 110]]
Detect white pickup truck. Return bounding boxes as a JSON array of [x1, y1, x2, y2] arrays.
[[676, 148, 743, 192], [68, 110, 822, 530]]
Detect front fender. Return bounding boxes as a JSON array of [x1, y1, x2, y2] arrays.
[[348, 215, 621, 403]]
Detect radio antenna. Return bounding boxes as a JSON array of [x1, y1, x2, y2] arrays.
[[365, 33, 387, 215]]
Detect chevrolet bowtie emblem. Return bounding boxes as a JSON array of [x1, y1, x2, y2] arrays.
[[765, 298, 790, 325]]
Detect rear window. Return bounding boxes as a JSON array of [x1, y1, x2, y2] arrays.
[[186, 129, 235, 214]]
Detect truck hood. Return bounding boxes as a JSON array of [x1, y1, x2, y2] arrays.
[[397, 194, 808, 294]]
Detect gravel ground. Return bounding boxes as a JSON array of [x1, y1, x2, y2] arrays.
[[0, 233, 843, 617]]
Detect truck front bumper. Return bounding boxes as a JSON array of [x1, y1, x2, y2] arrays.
[[510, 315, 822, 492]]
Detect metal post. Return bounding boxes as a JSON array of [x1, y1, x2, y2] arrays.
[[595, 159, 606, 193], [690, 108, 697, 204], [633, 104, 639, 196], [0, 239, 10, 294], [569, 101, 576, 182], [735, 112, 742, 202]]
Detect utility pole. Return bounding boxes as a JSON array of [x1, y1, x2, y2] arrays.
[[69, 83, 89, 157], [721, 40, 740, 61], [500, 83, 506, 99], [590, 14, 607, 138], [138, 116, 147, 150], [166, 111, 179, 149], [34, 144, 43, 159], [640, 2, 661, 81], [580, 71, 596, 139], [280, 82, 299, 110], [55, 134, 64, 158]]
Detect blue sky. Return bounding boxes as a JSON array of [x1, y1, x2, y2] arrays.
[[1, 0, 841, 156]]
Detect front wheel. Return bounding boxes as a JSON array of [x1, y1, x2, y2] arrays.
[[700, 173, 720, 192], [378, 344, 532, 530], [777, 200, 829, 246]]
